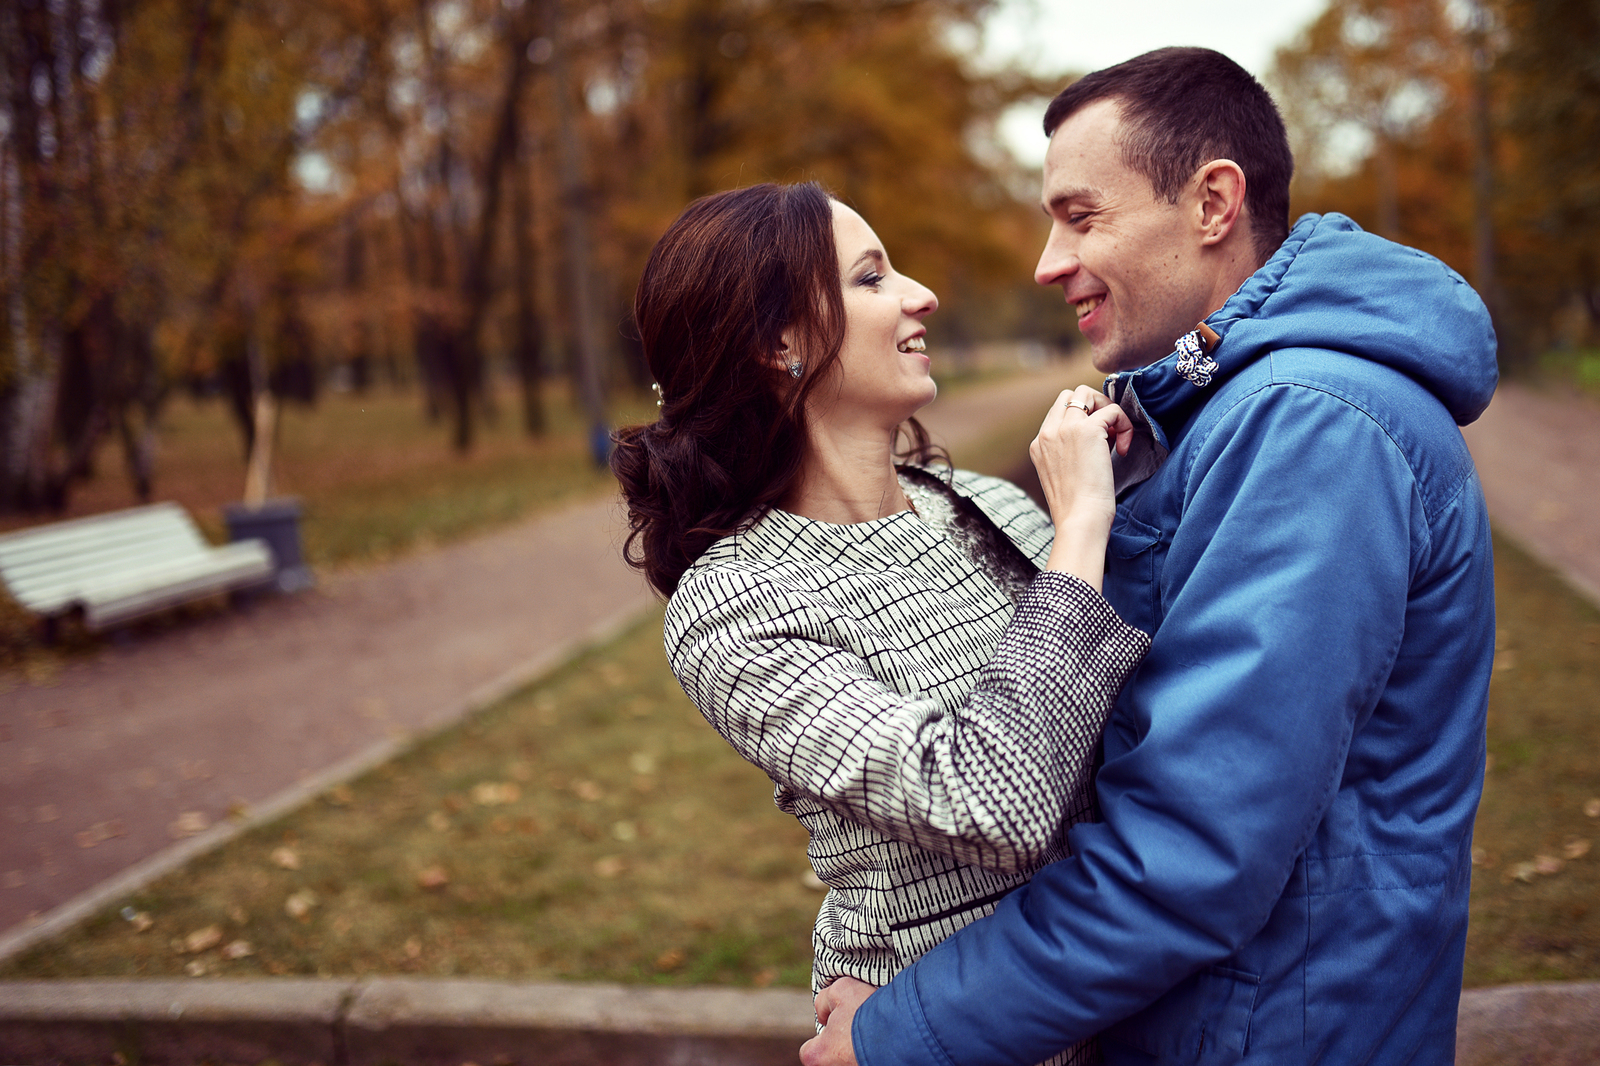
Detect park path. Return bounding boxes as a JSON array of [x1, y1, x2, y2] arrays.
[[1461, 380, 1600, 606], [0, 362, 1094, 948]]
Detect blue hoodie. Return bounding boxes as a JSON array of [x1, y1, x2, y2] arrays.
[[851, 214, 1499, 1065]]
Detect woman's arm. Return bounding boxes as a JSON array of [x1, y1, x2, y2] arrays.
[[665, 564, 1148, 875]]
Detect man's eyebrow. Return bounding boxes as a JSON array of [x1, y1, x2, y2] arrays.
[[1043, 187, 1097, 214]]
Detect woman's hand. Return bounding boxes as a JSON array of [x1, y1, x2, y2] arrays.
[[801, 977, 876, 1066], [1030, 385, 1133, 591]]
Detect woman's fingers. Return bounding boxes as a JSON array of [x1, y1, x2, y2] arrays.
[[1092, 403, 1134, 456]]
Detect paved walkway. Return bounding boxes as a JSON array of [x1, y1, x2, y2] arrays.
[[1461, 380, 1600, 605], [0, 363, 1095, 947]]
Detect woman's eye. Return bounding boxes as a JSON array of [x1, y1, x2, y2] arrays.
[[858, 272, 885, 288]]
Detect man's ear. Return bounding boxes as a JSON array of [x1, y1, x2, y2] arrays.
[[1194, 160, 1247, 247]]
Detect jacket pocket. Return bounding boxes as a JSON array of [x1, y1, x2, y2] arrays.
[[1103, 964, 1261, 1063], [1103, 510, 1165, 636]]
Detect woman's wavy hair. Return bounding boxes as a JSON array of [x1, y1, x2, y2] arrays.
[[612, 181, 938, 597]]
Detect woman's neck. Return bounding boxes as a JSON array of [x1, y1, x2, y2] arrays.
[[783, 419, 910, 525]]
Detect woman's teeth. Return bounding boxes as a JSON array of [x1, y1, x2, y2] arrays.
[[897, 337, 926, 353], [1075, 296, 1104, 320]]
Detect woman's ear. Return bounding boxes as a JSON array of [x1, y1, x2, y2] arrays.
[[769, 329, 803, 377]]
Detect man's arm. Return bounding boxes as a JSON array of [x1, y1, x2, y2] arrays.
[[844, 384, 1420, 1065]]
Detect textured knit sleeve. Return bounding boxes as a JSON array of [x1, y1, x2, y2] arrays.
[[665, 567, 1149, 875]]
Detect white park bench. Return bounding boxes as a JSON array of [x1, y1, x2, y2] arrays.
[[0, 502, 276, 635]]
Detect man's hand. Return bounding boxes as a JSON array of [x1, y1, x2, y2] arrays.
[[799, 976, 875, 1066]]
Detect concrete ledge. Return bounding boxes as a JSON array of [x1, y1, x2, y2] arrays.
[[2, 977, 1596, 1065], [1456, 981, 1600, 1066], [0, 978, 815, 1065], [0, 978, 348, 1063]]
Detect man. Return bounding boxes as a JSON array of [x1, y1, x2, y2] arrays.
[[802, 47, 1497, 1065]]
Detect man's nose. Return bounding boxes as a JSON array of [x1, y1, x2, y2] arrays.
[[1035, 225, 1078, 287]]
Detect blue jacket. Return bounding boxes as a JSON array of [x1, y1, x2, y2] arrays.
[[852, 214, 1499, 1065]]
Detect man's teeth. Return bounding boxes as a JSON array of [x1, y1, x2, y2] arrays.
[[897, 337, 926, 353], [1075, 296, 1104, 320]]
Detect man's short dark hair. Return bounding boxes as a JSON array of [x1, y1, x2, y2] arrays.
[[1043, 47, 1293, 263]]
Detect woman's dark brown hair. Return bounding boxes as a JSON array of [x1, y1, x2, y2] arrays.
[[612, 181, 936, 597]]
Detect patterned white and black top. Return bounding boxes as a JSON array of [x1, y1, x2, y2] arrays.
[[664, 467, 1148, 1064]]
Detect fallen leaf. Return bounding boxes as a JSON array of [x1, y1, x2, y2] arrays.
[[753, 967, 779, 988], [284, 889, 318, 919], [629, 753, 657, 775], [169, 811, 209, 838], [221, 940, 254, 960], [183, 926, 223, 954], [1509, 861, 1538, 883], [594, 856, 625, 878], [271, 847, 301, 870], [1534, 854, 1565, 876], [471, 782, 520, 806], [655, 948, 685, 971], [404, 936, 423, 959], [184, 960, 208, 977], [574, 781, 604, 802], [612, 820, 637, 842], [1564, 839, 1591, 861], [120, 907, 154, 933], [1492, 650, 1516, 672], [489, 815, 512, 834], [228, 906, 247, 924], [416, 865, 450, 890], [1585, 798, 1600, 819]]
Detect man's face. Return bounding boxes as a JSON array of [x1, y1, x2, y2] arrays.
[[1036, 98, 1214, 374]]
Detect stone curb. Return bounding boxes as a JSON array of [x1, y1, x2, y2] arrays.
[[1, 978, 1598, 1065], [0, 977, 815, 1064], [0, 598, 657, 969]]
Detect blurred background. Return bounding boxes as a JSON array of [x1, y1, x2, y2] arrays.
[[0, 0, 1595, 526]]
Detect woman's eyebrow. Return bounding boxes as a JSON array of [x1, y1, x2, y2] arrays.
[[849, 249, 885, 271]]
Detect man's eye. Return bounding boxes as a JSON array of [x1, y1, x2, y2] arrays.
[[1069, 213, 1090, 226]]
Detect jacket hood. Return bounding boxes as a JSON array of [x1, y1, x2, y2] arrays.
[[1106, 213, 1499, 443]]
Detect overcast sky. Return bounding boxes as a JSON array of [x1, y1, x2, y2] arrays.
[[978, 0, 1333, 166]]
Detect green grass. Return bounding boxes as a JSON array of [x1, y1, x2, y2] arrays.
[[1534, 348, 1600, 401], [1464, 533, 1600, 986]]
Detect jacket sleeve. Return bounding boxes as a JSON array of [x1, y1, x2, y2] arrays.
[[851, 384, 1420, 1065], [665, 567, 1149, 875]]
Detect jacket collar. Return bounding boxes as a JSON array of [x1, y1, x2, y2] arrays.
[[1103, 213, 1317, 451]]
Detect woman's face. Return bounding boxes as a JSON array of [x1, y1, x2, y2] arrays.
[[815, 200, 939, 429]]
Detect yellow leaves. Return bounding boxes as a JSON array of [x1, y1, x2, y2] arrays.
[[1563, 838, 1592, 860], [415, 865, 450, 890], [654, 948, 685, 972], [1505, 839, 1591, 882], [270, 846, 301, 870], [221, 939, 254, 960], [594, 856, 625, 878], [1585, 798, 1600, 819], [573, 780, 604, 802]]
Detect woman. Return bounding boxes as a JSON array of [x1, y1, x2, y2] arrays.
[[612, 182, 1147, 1066]]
